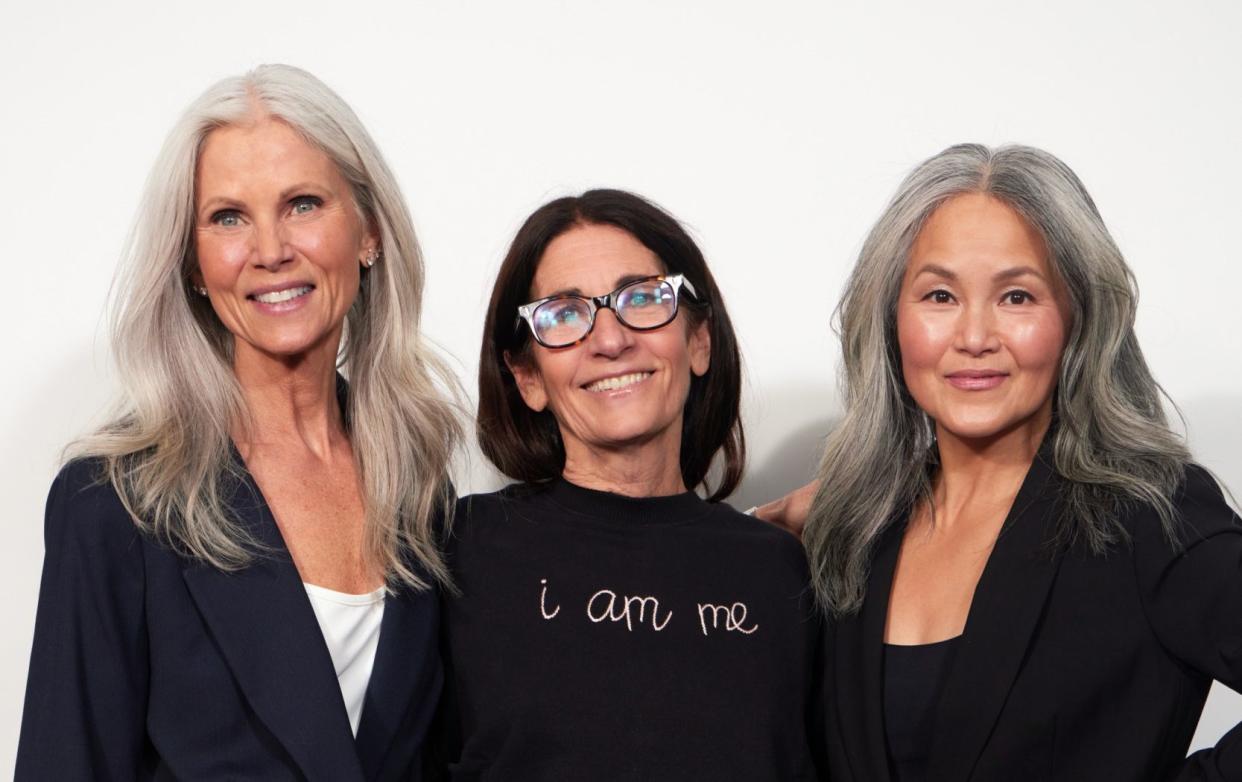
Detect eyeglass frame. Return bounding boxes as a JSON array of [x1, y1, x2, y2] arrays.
[[515, 273, 701, 349]]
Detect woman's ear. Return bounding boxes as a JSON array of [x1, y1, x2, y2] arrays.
[[359, 219, 381, 268], [688, 319, 712, 377], [504, 350, 549, 412]]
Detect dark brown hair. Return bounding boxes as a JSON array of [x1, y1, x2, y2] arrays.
[[477, 189, 745, 500]]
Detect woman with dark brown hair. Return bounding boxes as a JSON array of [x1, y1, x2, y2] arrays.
[[439, 189, 823, 780]]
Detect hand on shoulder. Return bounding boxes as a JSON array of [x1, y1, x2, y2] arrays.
[[753, 480, 819, 539]]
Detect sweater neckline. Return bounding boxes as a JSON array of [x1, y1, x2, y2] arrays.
[[544, 477, 712, 526]]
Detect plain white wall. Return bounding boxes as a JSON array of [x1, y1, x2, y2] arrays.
[[2, 0, 1239, 772]]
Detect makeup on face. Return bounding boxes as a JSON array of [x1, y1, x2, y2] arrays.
[[193, 118, 375, 361], [897, 193, 1070, 444]]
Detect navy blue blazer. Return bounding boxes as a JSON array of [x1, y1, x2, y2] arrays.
[[824, 454, 1242, 781], [16, 457, 443, 781]]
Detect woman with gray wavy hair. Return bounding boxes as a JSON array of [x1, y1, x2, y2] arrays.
[[771, 144, 1242, 779], [16, 65, 459, 780]]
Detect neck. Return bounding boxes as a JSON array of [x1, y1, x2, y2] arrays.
[[231, 338, 346, 459], [561, 431, 687, 498], [929, 407, 1052, 529]]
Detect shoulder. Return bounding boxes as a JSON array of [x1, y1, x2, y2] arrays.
[[1170, 463, 1239, 541], [449, 482, 552, 539], [43, 458, 145, 557], [702, 502, 810, 572], [456, 481, 549, 516], [1120, 463, 1241, 563]]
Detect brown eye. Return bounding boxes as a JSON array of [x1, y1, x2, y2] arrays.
[[1004, 290, 1032, 305], [926, 290, 954, 304]]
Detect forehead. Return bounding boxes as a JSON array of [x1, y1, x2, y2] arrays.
[[531, 223, 664, 298], [908, 192, 1050, 275], [196, 118, 343, 194]]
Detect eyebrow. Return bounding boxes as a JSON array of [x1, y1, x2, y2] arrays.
[[992, 265, 1047, 283], [910, 263, 957, 281], [278, 182, 327, 201], [542, 273, 658, 299], [197, 196, 242, 219], [909, 263, 1048, 283]]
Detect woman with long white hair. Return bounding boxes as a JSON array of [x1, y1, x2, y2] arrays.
[[16, 65, 460, 780]]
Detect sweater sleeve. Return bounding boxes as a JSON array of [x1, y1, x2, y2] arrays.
[[1131, 464, 1242, 781], [15, 461, 152, 781]]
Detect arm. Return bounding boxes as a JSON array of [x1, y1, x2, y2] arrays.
[[15, 462, 151, 780], [1131, 466, 1242, 781]]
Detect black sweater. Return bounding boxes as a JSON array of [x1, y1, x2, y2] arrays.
[[440, 479, 824, 781]]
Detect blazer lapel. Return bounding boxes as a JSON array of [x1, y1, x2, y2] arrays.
[[926, 449, 1064, 781], [834, 521, 904, 782], [353, 581, 442, 780], [182, 469, 365, 782]]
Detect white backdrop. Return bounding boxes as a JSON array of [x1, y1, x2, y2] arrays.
[[2, 0, 1240, 773]]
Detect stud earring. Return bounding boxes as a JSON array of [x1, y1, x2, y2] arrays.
[[193, 285, 208, 297], [362, 248, 382, 268]]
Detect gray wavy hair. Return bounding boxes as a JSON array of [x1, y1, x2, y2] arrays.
[[70, 64, 462, 589], [804, 143, 1190, 616]]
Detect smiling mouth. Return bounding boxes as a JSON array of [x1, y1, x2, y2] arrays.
[[945, 372, 1008, 390], [250, 285, 314, 304], [584, 371, 653, 393]]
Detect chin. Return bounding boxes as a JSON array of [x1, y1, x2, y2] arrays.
[[936, 410, 1044, 444], [590, 419, 674, 449], [245, 335, 323, 359]]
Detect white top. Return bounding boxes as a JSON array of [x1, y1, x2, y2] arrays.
[[303, 582, 387, 736]]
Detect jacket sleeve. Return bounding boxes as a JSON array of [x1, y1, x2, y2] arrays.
[[15, 462, 151, 780], [1131, 464, 1242, 782]]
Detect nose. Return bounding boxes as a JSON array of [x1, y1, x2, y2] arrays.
[[252, 217, 294, 271], [587, 307, 635, 359], [954, 301, 1000, 356]]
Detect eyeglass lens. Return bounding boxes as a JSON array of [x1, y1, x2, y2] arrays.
[[532, 279, 678, 347]]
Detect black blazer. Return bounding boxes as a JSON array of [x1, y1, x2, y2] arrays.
[[825, 452, 1242, 781], [16, 458, 442, 781]]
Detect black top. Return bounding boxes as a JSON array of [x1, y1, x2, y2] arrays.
[[440, 478, 824, 781], [824, 452, 1242, 782], [883, 637, 961, 782], [17, 458, 442, 781]]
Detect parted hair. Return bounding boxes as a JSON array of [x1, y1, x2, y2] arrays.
[[69, 64, 462, 589], [803, 143, 1191, 616], [477, 189, 745, 501]]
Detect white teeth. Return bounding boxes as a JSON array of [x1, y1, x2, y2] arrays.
[[253, 286, 312, 304], [586, 372, 652, 393]]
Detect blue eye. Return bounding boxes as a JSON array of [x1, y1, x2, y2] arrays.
[[211, 210, 241, 227], [291, 196, 321, 215], [535, 303, 583, 329]]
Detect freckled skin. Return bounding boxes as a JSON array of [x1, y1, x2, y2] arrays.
[[897, 193, 1071, 444], [191, 118, 380, 593], [507, 224, 711, 485], [193, 118, 377, 364]]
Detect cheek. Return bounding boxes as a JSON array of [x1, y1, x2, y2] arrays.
[[650, 331, 696, 381], [294, 223, 358, 275], [1007, 312, 1067, 375], [532, 351, 579, 404], [896, 307, 951, 373], [195, 234, 249, 285]]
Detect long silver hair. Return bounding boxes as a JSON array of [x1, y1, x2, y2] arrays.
[[70, 64, 462, 589], [804, 143, 1190, 616]]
